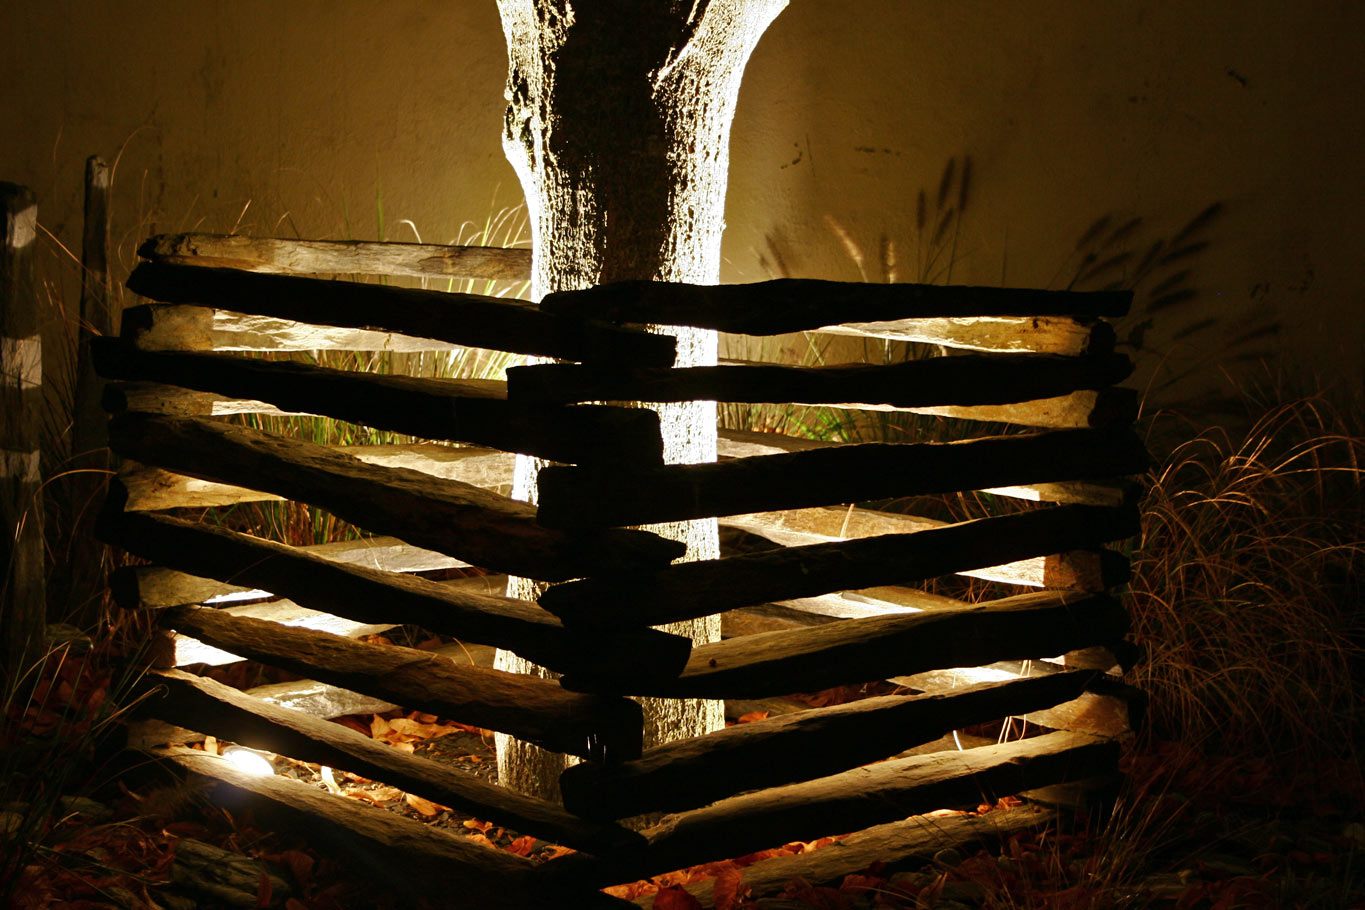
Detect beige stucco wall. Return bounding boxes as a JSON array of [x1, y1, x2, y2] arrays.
[[4, 1, 1361, 405]]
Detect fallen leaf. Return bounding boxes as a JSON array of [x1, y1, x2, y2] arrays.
[[653, 885, 703, 909], [404, 793, 442, 817], [505, 835, 537, 856], [370, 715, 391, 738], [712, 867, 745, 910], [463, 819, 494, 833], [736, 711, 770, 724]]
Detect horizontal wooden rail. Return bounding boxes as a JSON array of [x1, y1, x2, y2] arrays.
[[539, 504, 1139, 627], [142, 670, 643, 855], [126, 262, 674, 366], [537, 428, 1148, 528], [539, 278, 1132, 334], [508, 354, 1132, 409], [139, 233, 533, 281], [813, 314, 1112, 356], [537, 730, 1118, 888], [559, 671, 1097, 819], [103, 508, 691, 680], [94, 341, 665, 467], [558, 590, 1129, 698], [102, 416, 683, 581], [157, 606, 644, 761]]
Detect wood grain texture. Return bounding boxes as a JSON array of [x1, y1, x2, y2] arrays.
[[126, 261, 673, 366], [814, 313, 1112, 356], [102, 415, 682, 581], [560, 590, 1129, 699]]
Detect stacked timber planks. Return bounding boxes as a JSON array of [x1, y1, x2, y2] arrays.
[[94, 232, 1147, 902]]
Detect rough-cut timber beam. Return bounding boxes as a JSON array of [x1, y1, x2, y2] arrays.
[[635, 806, 1053, 909], [138, 233, 533, 281], [559, 590, 1129, 698], [123, 303, 472, 354], [714, 427, 1140, 508], [537, 428, 1147, 529], [102, 381, 294, 417], [104, 508, 691, 680], [539, 504, 1139, 626], [559, 671, 1097, 819], [126, 262, 674, 367], [102, 416, 683, 582], [142, 670, 643, 854], [538, 279, 1132, 333], [155, 746, 632, 910], [537, 730, 1118, 888], [814, 314, 1113, 357], [157, 607, 644, 761], [93, 340, 665, 468], [508, 354, 1131, 410]]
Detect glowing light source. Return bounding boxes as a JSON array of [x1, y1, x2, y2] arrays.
[[222, 747, 275, 777]]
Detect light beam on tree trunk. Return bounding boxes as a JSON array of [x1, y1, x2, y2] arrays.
[[493, 0, 788, 802]]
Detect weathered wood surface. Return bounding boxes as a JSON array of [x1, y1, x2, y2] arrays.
[[814, 313, 1112, 357], [560, 671, 1097, 819], [102, 380, 296, 417], [73, 156, 113, 458], [102, 416, 683, 581], [540, 505, 1139, 626], [539, 278, 1132, 334], [166, 598, 395, 667], [120, 443, 513, 511], [139, 233, 533, 282], [536, 429, 1148, 529], [157, 606, 645, 760], [169, 836, 292, 907], [1, 182, 45, 677], [633, 806, 1052, 909], [123, 303, 473, 354], [507, 354, 1133, 415], [94, 341, 666, 467], [539, 731, 1118, 887], [105, 507, 690, 680], [712, 427, 1139, 508], [560, 590, 1129, 699], [155, 747, 632, 910], [126, 262, 674, 367], [143, 669, 643, 854]]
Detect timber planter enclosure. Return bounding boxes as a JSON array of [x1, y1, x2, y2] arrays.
[[94, 232, 1146, 907]]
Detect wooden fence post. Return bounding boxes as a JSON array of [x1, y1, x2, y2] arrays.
[[1, 182, 46, 681], [74, 156, 112, 459]]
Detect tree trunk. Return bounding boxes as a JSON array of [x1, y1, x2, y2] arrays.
[[493, 0, 788, 800]]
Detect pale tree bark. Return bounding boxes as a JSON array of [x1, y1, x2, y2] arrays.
[[493, 0, 788, 801]]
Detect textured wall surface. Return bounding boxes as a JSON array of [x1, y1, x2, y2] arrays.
[[3, 1, 1361, 402]]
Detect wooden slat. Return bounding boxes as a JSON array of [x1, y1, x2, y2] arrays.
[[507, 354, 1133, 419], [126, 262, 675, 367], [158, 606, 644, 760], [812, 313, 1111, 356], [143, 670, 643, 854], [104, 507, 691, 680], [559, 671, 1097, 819], [539, 279, 1132, 334], [94, 341, 665, 468], [124, 303, 472, 353], [559, 590, 1129, 699], [155, 746, 632, 909], [138, 233, 533, 282], [634, 806, 1053, 909], [539, 504, 1139, 627], [536, 429, 1148, 528], [537, 731, 1118, 888], [102, 416, 682, 582]]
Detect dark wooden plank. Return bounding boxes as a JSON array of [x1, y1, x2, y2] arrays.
[[536, 429, 1148, 528], [538, 731, 1118, 888], [155, 746, 633, 909], [559, 590, 1129, 699], [1, 182, 45, 677], [157, 606, 644, 760], [143, 669, 643, 854], [93, 339, 665, 467], [560, 671, 1098, 819], [101, 416, 682, 582], [539, 505, 1139, 627], [539, 278, 1132, 335], [634, 806, 1052, 908], [126, 261, 674, 367], [814, 312, 1112, 356], [139, 233, 532, 282], [104, 506, 691, 681], [507, 353, 1133, 409]]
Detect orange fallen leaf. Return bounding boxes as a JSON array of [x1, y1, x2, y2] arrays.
[[404, 793, 442, 817], [370, 715, 391, 738], [712, 867, 745, 910], [653, 886, 703, 909], [736, 711, 769, 724], [505, 835, 537, 856], [463, 819, 494, 832]]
